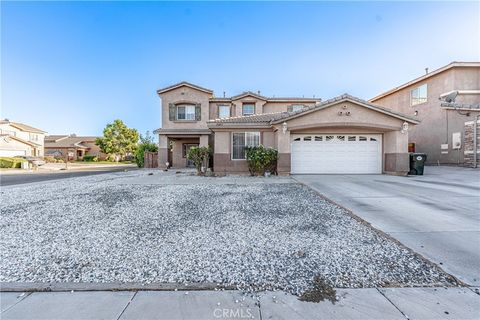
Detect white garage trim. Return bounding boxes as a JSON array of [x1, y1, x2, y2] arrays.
[[291, 134, 382, 174], [0, 149, 27, 157]]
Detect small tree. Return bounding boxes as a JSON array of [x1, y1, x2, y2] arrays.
[[135, 131, 158, 168], [187, 146, 211, 175], [96, 119, 139, 161], [246, 145, 278, 176]]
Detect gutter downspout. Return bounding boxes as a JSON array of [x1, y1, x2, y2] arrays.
[[474, 115, 479, 168]]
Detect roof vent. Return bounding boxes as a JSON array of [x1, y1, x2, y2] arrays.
[[425, 67, 429, 74], [257, 90, 261, 95]]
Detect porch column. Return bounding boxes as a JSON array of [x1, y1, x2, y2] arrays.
[[275, 128, 291, 175], [199, 134, 209, 147], [158, 134, 169, 169], [384, 130, 409, 175]]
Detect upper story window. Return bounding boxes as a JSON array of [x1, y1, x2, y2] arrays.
[[177, 104, 196, 120], [411, 84, 428, 106], [289, 104, 305, 112], [0, 129, 16, 136], [232, 132, 260, 160], [242, 103, 255, 116], [29, 133, 38, 141], [218, 105, 231, 119]]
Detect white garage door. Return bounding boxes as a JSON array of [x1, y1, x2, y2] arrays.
[[291, 134, 382, 174], [0, 149, 26, 157]]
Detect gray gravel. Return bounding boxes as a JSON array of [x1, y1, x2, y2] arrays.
[[0, 171, 458, 295]]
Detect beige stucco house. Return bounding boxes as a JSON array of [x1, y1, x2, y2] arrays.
[[370, 62, 480, 165], [154, 82, 418, 175], [45, 134, 106, 161], [0, 119, 46, 157]]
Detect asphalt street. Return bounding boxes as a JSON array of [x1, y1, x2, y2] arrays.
[[0, 167, 138, 186]]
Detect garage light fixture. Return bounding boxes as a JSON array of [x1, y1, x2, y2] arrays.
[[401, 122, 409, 134]]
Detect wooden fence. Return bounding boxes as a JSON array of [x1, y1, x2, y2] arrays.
[[144, 151, 158, 168]]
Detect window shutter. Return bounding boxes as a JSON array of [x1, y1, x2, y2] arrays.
[[287, 105, 293, 112], [195, 104, 201, 121], [169, 104, 176, 121]]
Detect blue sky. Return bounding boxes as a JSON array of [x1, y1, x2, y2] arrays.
[[1, 1, 479, 136]]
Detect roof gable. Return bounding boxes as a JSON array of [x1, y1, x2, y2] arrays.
[[157, 81, 213, 95], [4, 121, 46, 134], [272, 94, 419, 124], [230, 91, 267, 101]]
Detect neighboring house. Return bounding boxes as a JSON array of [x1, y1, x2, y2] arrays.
[[154, 82, 418, 175], [0, 119, 46, 157], [370, 62, 480, 165], [44, 134, 106, 160]]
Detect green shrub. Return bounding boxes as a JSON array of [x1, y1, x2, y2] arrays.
[[0, 157, 27, 168], [187, 146, 212, 175], [44, 156, 56, 163], [83, 155, 98, 162], [135, 133, 158, 168], [245, 145, 278, 176]]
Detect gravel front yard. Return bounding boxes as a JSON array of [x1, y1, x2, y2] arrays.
[[0, 171, 457, 296]]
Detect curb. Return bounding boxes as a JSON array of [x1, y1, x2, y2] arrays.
[[0, 282, 232, 292]]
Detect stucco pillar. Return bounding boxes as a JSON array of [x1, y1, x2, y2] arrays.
[[158, 134, 169, 169], [275, 128, 291, 175], [199, 134, 209, 147], [384, 130, 409, 175], [213, 131, 230, 175]]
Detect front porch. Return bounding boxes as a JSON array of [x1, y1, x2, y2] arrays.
[[157, 130, 211, 169]]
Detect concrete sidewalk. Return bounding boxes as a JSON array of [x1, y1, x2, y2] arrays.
[[294, 166, 480, 286], [1, 287, 479, 320]]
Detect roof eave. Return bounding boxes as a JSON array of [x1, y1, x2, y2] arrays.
[[370, 61, 480, 102]]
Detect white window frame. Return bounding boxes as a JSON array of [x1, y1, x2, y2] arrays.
[[242, 104, 255, 116], [410, 84, 428, 106], [218, 105, 230, 119], [176, 104, 196, 120], [231, 132, 260, 160]]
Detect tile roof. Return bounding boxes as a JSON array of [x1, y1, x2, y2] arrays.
[[208, 94, 419, 126], [1, 120, 46, 133], [157, 81, 214, 95], [44, 135, 99, 149]]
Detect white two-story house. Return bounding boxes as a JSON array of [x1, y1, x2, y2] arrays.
[[0, 119, 46, 157]]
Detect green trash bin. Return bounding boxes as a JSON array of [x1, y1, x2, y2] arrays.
[[409, 153, 427, 175]]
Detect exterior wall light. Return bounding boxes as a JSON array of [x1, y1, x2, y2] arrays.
[[401, 122, 409, 134], [282, 122, 288, 134]]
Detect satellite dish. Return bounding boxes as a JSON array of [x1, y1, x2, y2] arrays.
[[443, 91, 458, 103]]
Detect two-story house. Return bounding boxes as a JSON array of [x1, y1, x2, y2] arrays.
[[370, 62, 480, 165], [0, 119, 46, 157], [154, 82, 418, 175]]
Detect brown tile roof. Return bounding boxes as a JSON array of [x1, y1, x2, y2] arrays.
[[157, 81, 214, 95], [208, 94, 419, 126], [44, 135, 99, 149]]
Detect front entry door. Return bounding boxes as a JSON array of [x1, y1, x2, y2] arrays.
[[184, 143, 199, 167]]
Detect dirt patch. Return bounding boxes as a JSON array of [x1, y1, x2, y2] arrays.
[[299, 276, 337, 303]]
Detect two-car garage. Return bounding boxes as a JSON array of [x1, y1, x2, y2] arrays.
[[290, 134, 382, 174]]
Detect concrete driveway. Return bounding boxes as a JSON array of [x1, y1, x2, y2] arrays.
[[294, 166, 480, 286]]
